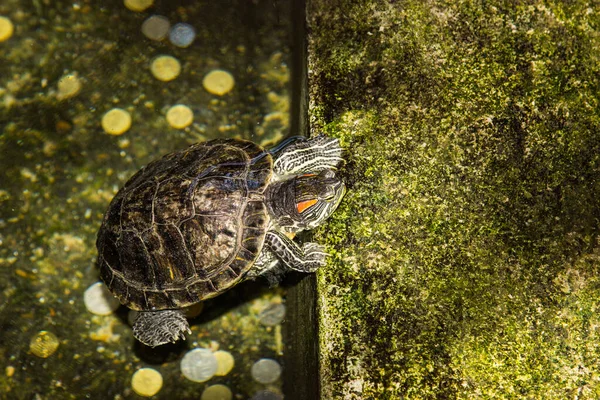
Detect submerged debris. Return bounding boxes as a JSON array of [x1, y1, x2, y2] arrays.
[[131, 368, 163, 397], [180, 348, 218, 383], [203, 70, 235, 96], [250, 358, 281, 384], [201, 384, 233, 400], [29, 331, 59, 358], [84, 282, 120, 315], [214, 350, 235, 376], [169, 23, 196, 48], [142, 15, 170, 41], [150, 55, 181, 82], [101, 108, 132, 136]]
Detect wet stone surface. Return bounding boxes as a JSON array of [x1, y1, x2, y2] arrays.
[[308, 0, 600, 398], [0, 0, 293, 398]]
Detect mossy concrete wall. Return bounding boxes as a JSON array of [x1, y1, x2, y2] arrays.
[[307, 1, 600, 398]]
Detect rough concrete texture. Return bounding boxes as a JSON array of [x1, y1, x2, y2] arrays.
[[307, 1, 600, 398]]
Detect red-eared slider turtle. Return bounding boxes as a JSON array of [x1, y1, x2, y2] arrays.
[[96, 135, 345, 347]]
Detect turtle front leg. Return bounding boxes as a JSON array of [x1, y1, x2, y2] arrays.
[[264, 230, 329, 273], [273, 134, 343, 176], [133, 309, 191, 347]]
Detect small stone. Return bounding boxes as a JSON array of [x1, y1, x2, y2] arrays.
[[258, 303, 286, 326], [169, 23, 196, 48], [181, 348, 218, 382], [0, 16, 14, 42], [124, 0, 153, 12], [166, 104, 194, 129], [202, 69, 235, 96], [150, 55, 181, 82], [251, 358, 281, 384], [29, 331, 60, 358], [102, 108, 131, 135], [201, 384, 233, 400], [250, 391, 284, 400], [141, 15, 170, 41], [57, 73, 82, 100], [84, 282, 121, 315], [214, 350, 234, 376], [101, 108, 132, 136], [131, 368, 163, 397]]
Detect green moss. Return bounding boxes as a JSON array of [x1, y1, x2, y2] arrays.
[[309, 0, 600, 398]]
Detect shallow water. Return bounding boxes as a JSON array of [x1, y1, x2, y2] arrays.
[[0, 1, 292, 398]]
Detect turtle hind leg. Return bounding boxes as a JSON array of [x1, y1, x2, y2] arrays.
[[273, 134, 343, 176], [133, 309, 190, 347]]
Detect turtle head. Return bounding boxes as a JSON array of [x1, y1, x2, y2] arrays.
[[269, 169, 345, 233]]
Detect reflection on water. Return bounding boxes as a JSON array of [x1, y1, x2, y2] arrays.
[[0, 0, 291, 398]]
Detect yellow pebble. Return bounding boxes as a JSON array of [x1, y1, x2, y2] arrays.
[[124, 0, 153, 12], [0, 16, 14, 42], [214, 350, 235, 376], [57, 73, 82, 100], [166, 104, 194, 129], [202, 69, 235, 96], [29, 331, 60, 358], [131, 368, 163, 397], [101, 108, 132, 135], [201, 384, 232, 400], [150, 55, 181, 82]]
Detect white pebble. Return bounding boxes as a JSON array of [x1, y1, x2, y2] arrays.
[[258, 303, 286, 326], [84, 282, 120, 315], [251, 390, 284, 400], [180, 348, 218, 382], [251, 358, 281, 384], [169, 23, 196, 48]]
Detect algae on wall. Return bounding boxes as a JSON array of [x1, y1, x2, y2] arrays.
[[307, 1, 600, 398]]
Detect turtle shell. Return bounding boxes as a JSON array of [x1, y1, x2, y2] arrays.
[[96, 139, 273, 311]]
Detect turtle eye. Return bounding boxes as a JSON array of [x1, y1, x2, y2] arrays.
[[296, 198, 318, 214]]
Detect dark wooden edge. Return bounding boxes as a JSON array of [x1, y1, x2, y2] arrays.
[[283, 0, 320, 399]]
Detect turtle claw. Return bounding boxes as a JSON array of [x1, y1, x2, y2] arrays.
[[301, 242, 329, 272]]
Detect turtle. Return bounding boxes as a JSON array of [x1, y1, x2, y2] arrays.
[[96, 135, 345, 347]]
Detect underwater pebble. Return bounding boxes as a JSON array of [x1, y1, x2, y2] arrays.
[[124, 0, 153, 12], [201, 384, 233, 400], [101, 108, 132, 136], [141, 15, 170, 41], [166, 104, 194, 129], [29, 331, 59, 358], [259, 303, 286, 326], [169, 23, 196, 48], [181, 348, 218, 382], [214, 350, 235, 376], [251, 390, 284, 400], [0, 16, 14, 42], [202, 69, 235, 96], [84, 282, 121, 315], [251, 358, 281, 384], [150, 55, 181, 82], [131, 368, 163, 397]]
